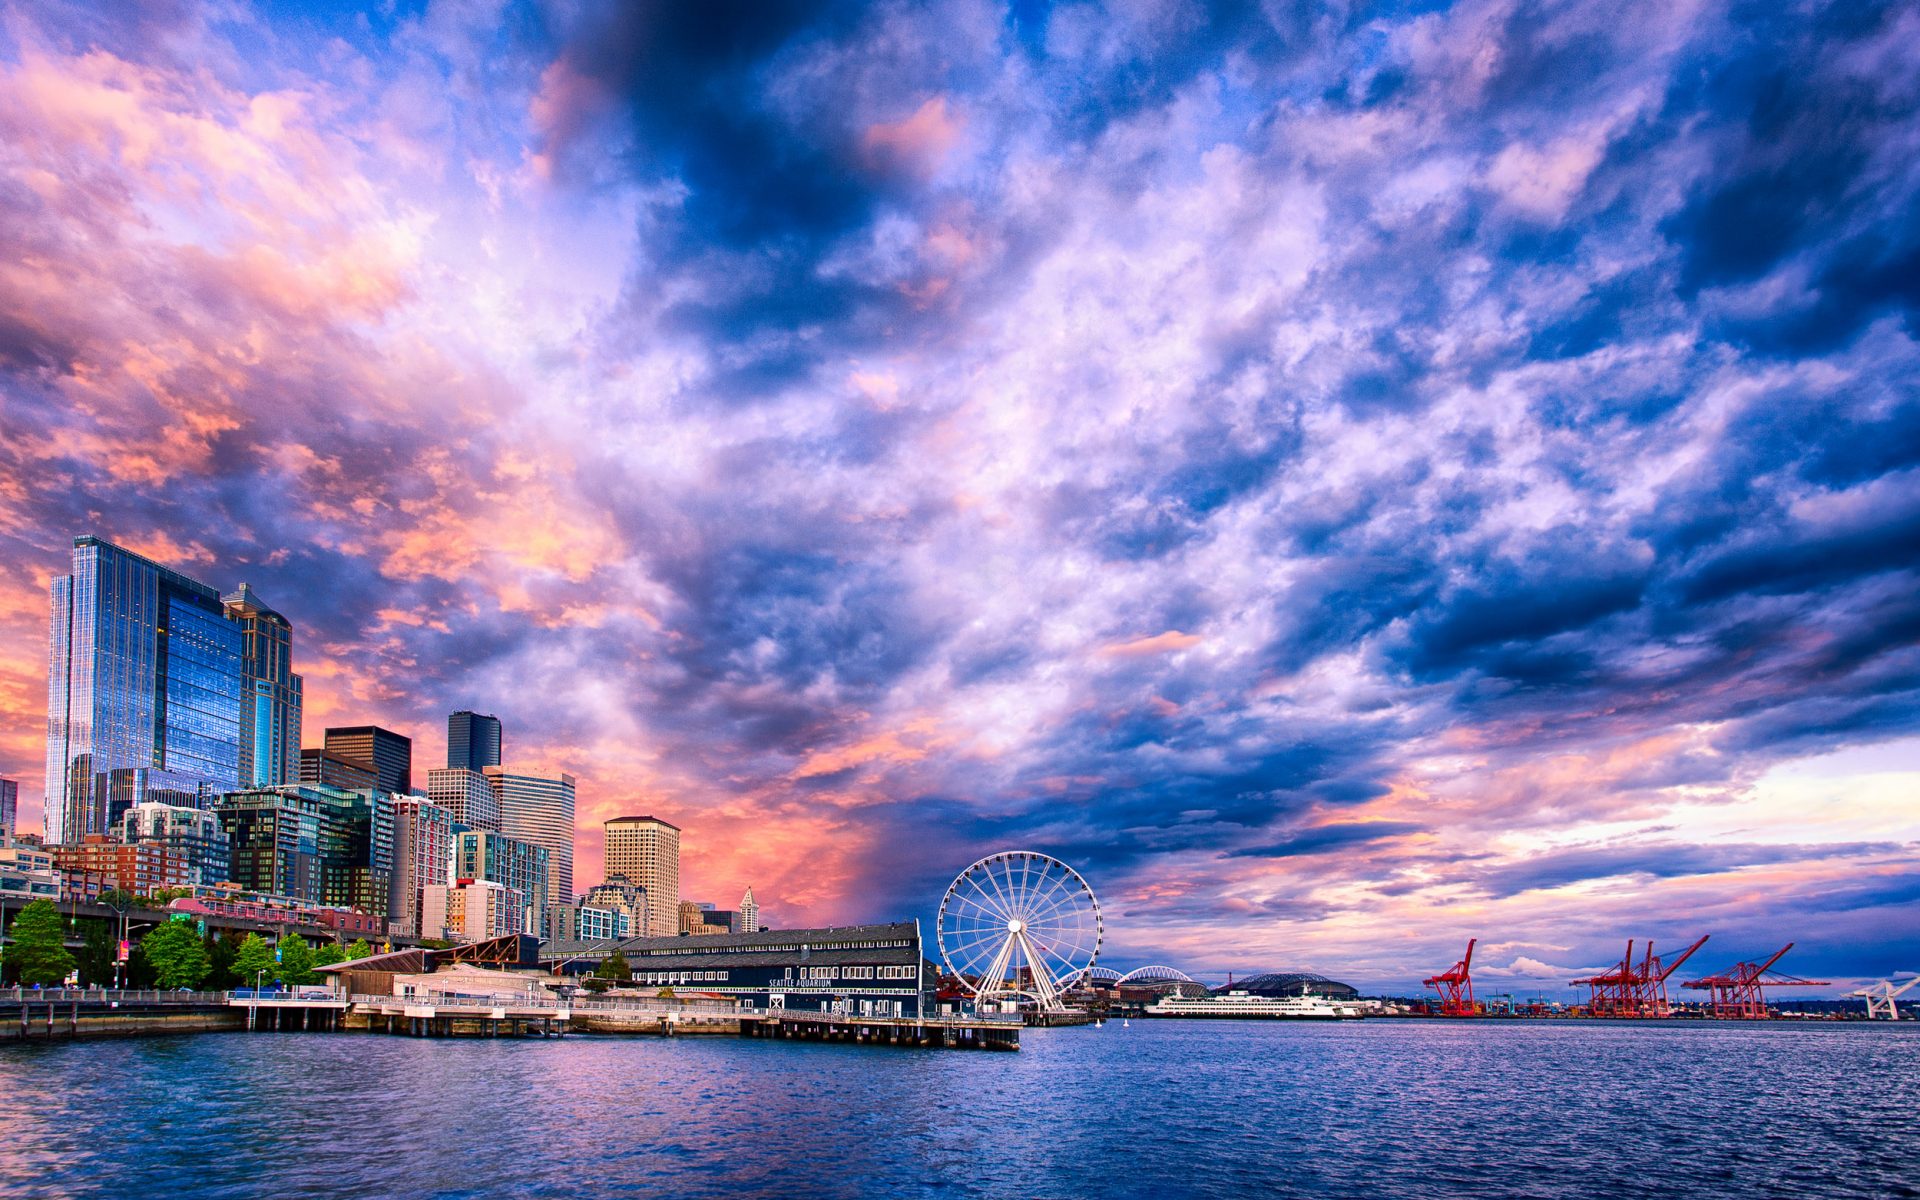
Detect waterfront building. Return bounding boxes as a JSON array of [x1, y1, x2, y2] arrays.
[[322, 725, 412, 795], [422, 879, 520, 942], [427, 767, 499, 832], [581, 875, 647, 938], [299, 747, 380, 791], [546, 922, 931, 1017], [213, 784, 390, 920], [387, 796, 454, 939], [120, 802, 230, 885], [549, 902, 629, 943], [603, 815, 678, 936], [220, 584, 303, 788], [454, 829, 550, 937], [739, 887, 758, 934], [484, 767, 574, 915], [45, 536, 244, 844], [0, 777, 16, 842], [52, 835, 191, 896], [446, 711, 502, 771], [0, 843, 60, 901]]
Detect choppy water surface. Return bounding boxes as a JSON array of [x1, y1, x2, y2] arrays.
[[3, 1020, 1917, 1199]]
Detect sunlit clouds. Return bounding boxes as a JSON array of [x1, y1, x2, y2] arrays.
[[1, 1, 1916, 991]]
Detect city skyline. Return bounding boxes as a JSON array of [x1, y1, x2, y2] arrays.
[[0, 2, 1916, 991]]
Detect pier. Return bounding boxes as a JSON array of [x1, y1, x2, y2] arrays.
[[741, 1008, 1022, 1050]]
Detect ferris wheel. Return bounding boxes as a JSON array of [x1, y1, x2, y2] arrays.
[[937, 850, 1102, 1011]]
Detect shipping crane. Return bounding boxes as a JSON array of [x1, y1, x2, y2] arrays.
[[1682, 943, 1829, 1019], [1850, 974, 1920, 1020], [1570, 935, 1709, 1017], [1423, 938, 1477, 1017]]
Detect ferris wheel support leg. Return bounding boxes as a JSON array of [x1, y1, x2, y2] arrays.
[[976, 933, 1018, 1009], [1016, 928, 1062, 1011]]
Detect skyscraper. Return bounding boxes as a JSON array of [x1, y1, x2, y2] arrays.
[[221, 584, 303, 788], [323, 725, 412, 795], [388, 796, 453, 939], [45, 536, 243, 843], [213, 784, 390, 917], [427, 767, 500, 832], [0, 778, 16, 843], [454, 829, 550, 937], [485, 767, 574, 916], [299, 747, 380, 791], [603, 815, 679, 937], [446, 711, 502, 771]]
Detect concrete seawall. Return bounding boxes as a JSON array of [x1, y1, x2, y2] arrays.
[[4, 999, 245, 1041]]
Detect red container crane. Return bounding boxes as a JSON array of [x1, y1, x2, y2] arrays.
[[1571, 935, 1710, 1017], [1682, 943, 1830, 1019], [1423, 938, 1477, 1017]]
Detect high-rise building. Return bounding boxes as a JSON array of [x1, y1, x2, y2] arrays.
[[299, 748, 380, 791], [603, 815, 679, 937], [446, 711, 502, 771], [122, 801, 230, 885], [322, 726, 412, 795], [0, 778, 16, 843], [739, 886, 758, 934], [221, 584, 302, 788], [44, 536, 244, 843], [388, 796, 453, 939], [427, 768, 500, 832], [213, 784, 390, 918], [485, 767, 574, 916], [454, 829, 550, 937]]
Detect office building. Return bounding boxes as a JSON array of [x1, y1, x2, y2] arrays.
[[551, 922, 930, 1017], [446, 711, 502, 771], [485, 767, 574, 915], [739, 887, 758, 934], [422, 879, 519, 942], [427, 767, 499, 832], [388, 796, 454, 940], [45, 536, 244, 843], [213, 784, 390, 920], [603, 815, 678, 936], [454, 829, 550, 937], [549, 902, 629, 943], [221, 584, 303, 788], [0, 843, 60, 901], [52, 835, 191, 896], [122, 802, 230, 885], [0, 777, 15, 842], [299, 747, 379, 791], [322, 725, 412, 795], [581, 875, 647, 938]]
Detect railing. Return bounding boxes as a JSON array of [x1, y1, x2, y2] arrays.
[[743, 1007, 1023, 1026], [352, 993, 571, 1011], [6, 988, 230, 1005]]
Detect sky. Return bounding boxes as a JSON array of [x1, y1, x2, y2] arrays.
[[0, 0, 1915, 996]]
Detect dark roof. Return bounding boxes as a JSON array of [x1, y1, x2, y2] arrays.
[[542, 921, 919, 965], [1223, 972, 1359, 998], [604, 815, 680, 830]]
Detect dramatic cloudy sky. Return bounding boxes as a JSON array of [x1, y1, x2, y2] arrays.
[[1, 0, 1916, 993]]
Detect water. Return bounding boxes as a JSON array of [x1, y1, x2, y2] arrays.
[[3, 1021, 1917, 1199]]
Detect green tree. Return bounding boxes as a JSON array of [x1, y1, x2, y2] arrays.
[[345, 938, 374, 961], [77, 919, 116, 987], [206, 932, 241, 990], [312, 942, 346, 969], [232, 932, 276, 989], [594, 950, 632, 982], [98, 888, 139, 913], [275, 934, 316, 986], [139, 919, 210, 990], [6, 900, 76, 986]]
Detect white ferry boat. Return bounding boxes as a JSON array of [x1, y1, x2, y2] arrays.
[[1143, 989, 1363, 1020]]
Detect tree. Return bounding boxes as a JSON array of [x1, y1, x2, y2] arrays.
[[233, 933, 276, 989], [6, 900, 76, 986], [345, 938, 374, 961], [312, 942, 346, 969], [594, 950, 631, 982], [99, 888, 139, 913], [275, 934, 316, 986], [207, 932, 241, 990], [139, 918, 210, 990], [77, 920, 115, 987]]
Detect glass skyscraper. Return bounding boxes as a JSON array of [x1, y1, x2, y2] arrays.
[[221, 583, 303, 788], [45, 536, 243, 843], [485, 767, 575, 914], [322, 725, 412, 795], [446, 710, 502, 771]]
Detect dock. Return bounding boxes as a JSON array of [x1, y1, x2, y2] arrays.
[[742, 1008, 1022, 1050]]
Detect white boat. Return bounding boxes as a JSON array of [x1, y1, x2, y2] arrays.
[[1143, 988, 1363, 1020]]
